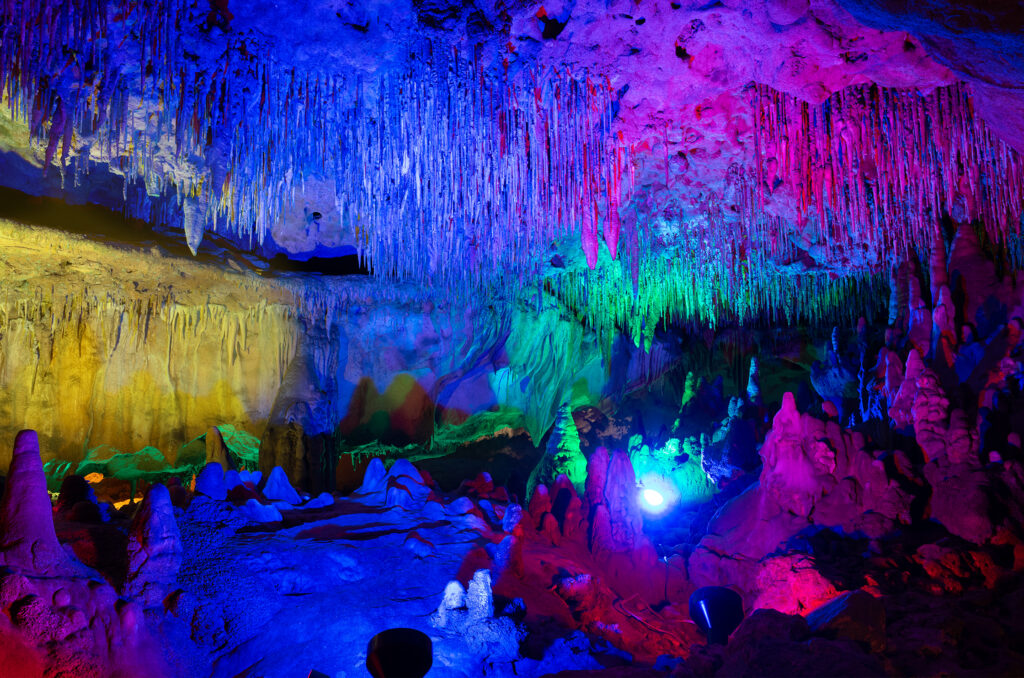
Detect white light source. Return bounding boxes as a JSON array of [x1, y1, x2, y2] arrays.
[[637, 474, 677, 516], [641, 488, 665, 509]]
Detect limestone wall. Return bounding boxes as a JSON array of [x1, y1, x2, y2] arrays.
[[0, 219, 299, 470], [0, 217, 620, 472]]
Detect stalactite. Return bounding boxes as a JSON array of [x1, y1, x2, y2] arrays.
[[0, 0, 628, 299], [750, 82, 1024, 271], [4, 2, 1023, 351]]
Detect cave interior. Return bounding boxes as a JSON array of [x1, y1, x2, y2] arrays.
[[2, 0, 1024, 676]]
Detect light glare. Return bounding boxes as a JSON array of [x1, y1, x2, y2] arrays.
[[641, 488, 664, 508]]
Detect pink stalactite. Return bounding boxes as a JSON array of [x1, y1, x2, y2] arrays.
[[582, 195, 599, 270], [604, 196, 621, 261], [748, 83, 1023, 274]]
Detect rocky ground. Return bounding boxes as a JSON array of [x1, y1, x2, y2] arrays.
[[1, 222, 1023, 676]]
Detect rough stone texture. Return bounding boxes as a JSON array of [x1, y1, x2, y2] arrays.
[[0, 9, 1023, 675], [0, 221, 621, 477], [432, 580, 466, 629], [2, 0, 1024, 361], [806, 589, 887, 653], [0, 431, 77, 576], [194, 463, 227, 502], [687, 385, 920, 610], [525, 403, 587, 500], [924, 462, 995, 544], [357, 458, 389, 495], [714, 610, 887, 678], [204, 426, 233, 470], [383, 460, 432, 509], [123, 484, 184, 607], [0, 222, 293, 473], [260, 466, 302, 505]]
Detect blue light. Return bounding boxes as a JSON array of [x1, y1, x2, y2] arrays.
[[637, 473, 678, 516], [640, 487, 670, 515], [642, 488, 664, 507]]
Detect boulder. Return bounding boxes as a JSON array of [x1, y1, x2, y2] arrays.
[[261, 466, 302, 505], [240, 499, 283, 523], [752, 554, 840, 616], [194, 462, 227, 501], [301, 492, 334, 510], [223, 470, 242, 491]]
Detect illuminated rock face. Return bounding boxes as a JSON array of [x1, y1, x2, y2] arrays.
[[0, 212, 1020, 676], [3, 2, 1024, 677], [0, 430, 79, 575], [123, 484, 183, 606], [0, 218, 626, 476], [2, 0, 1024, 345], [0, 219, 297, 471]]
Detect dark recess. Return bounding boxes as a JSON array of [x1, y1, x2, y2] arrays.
[[541, 16, 567, 39], [266, 253, 370, 276], [0, 185, 370, 276]]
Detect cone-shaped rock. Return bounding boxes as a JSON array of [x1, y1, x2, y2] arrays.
[[124, 484, 183, 606], [526, 403, 587, 500], [205, 426, 233, 470], [0, 430, 74, 575], [195, 462, 227, 500], [261, 466, 302, 505]]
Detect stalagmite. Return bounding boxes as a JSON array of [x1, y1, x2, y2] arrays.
[[2, 3, 1024, 675], [932, 285, 958, 366], [525, 403, 587, 500], [205, 426, 232, 470], [948, 223, 1002, 331], [906, 258, 932, 356], [195, 462, 227, 501], [124, 484, 183, 607], [0, 431, 77, 575], [929, 228, 949, 308], [261, 466, 302, 505], [747, 357, 762, 407], [466, 569, 494, 622]]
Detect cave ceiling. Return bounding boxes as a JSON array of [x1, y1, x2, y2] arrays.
[[2, 0, 1024, 339]]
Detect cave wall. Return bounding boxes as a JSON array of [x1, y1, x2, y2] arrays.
[[0, 216, 625, 473], [0, 218, 299, 470]]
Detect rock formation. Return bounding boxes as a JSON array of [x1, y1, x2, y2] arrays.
[[194, 462, 227, 501], [123, 484, 183, 607], [525, 403, 588, 500], [0, 431, 78, 576], [2, 1, 1024, 676]]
